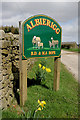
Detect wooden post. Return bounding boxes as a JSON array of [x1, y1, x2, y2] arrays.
[[19, 60, 27, 106], [21, 60, 27, 105], [19, 21, 27, 106], [54, 57, 61, 91]]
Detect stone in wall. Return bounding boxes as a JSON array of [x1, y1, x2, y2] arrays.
[[0, 30, 5, 40], [0, 40, 10, 49], [2, 98, 7, 109]]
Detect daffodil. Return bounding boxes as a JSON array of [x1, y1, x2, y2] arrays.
[[40, 101, 46, 109], [42, 66, 45, 70], [38, 99, 41, 104], [39, 64, 42, 68], [46, 68, 51, 72], [41, 104, 44, 109], [41, 101, 46, 105], [38, 99, 46, 110], [37, 107, 41, 111]]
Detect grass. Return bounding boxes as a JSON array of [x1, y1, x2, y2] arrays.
[[2, 58, 78, 119], [62, 48, 80, 53]]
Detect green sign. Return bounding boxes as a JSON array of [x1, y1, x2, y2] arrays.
[[22, 15, 62, 59]]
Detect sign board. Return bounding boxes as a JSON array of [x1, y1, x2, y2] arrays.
[[19, 15, 62, 105], [22, 14, 62, 59]]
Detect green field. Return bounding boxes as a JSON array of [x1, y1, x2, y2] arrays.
[[2, 58, 79, 119], [62, 48, 80, 53]]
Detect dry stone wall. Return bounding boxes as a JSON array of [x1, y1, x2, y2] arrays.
[[0, 30, 36, 110]]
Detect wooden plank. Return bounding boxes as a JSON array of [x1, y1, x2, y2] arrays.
[[19, 21, 27, 106], [54, 57, 61, 91]]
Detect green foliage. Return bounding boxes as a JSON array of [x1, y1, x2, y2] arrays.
[[1, 25, 19, 34], [26, 58, 78, 118], [35, 65, 46, 85], [40, 58, 47, 66], [35, 58, 51, 85], [14, 27, 19, 34], [2, 108, 19, 118], [62, 48, 80, 53]]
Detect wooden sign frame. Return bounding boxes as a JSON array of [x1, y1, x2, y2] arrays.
[[19, 15, 62, 106]]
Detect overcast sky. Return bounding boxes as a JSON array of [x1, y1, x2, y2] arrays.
[[0, 1, 79, 44]]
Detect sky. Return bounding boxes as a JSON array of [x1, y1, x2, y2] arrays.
[[0, 0, 79, 44]]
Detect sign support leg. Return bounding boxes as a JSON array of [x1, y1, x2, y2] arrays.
[[54, 57, 61, 91], [20, 60, 27, 106], [21, 60, 27, 106], [19, 21, 27, 106]]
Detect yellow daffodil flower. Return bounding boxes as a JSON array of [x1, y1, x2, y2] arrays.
[[39, 64, 42, 68], [41, 101, 46, 105], [38, 99, 46, 110], [40, 104, 44, 109], [42, 66, 45, 70], [38, 99, 41, 104], [35, 100, 46, 113], [46, 68, 51, 72], [37, 107, 41, 111]]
